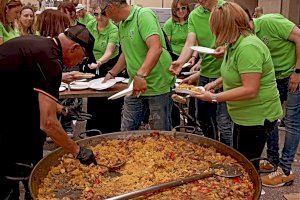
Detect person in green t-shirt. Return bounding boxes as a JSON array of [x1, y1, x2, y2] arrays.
[[170, 0, 233, 147], [163, 0, 191, 127], [85, 9, 124, 133], [0, 0, 22, 45], [76, 4, 94, 26], [86, 14, 119, 76], [101, 0, 175, 131], [193, 2, 283, 170], [250, 14, 300, 187], [163, 0, 190, 61]]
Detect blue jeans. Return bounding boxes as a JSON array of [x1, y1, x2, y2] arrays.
[[267, 77, 300, 174], [196, 76, 233, 146], [121, 92, 173, 131]]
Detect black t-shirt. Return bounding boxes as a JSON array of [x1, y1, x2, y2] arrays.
[[0, 35, 62, 163]]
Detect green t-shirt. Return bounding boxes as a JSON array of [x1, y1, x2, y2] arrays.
[[221, 35, 282, 126], [188, 0, 225, 78], [86, 19, 119, 60], [163, 18, 188, 56], [119, 6, 175, 96], [78, 13, 94, 26], [254, 14, 296, 79], [0, 22, 19, 43]]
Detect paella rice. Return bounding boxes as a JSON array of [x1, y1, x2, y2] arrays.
[[38, 133, 254, 200]]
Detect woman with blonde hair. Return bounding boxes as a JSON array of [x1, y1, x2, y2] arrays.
[[0, 0, 22, 45], [193, 2, 283, 169], [17, 5, 35, 35]]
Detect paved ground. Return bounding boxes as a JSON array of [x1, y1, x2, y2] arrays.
[[260, 129, 300, 200]]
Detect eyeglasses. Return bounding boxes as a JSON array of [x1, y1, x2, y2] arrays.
[[175, 6, 187, 12], [100, 4, 108, 16]]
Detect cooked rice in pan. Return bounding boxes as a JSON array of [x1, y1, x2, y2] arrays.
[[38, 133, 254, 200]]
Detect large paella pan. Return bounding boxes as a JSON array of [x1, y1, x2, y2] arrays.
[[30, 131, 261, 199]]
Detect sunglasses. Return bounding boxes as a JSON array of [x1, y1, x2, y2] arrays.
[[175, 6, 187, 12], [100, 4, 108, 16], [93, 12, 100, 17]]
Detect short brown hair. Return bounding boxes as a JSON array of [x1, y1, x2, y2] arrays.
[[210, 2, 251, 46], [58, 2, 77, 21], [0, 0, 22, 31], [171, 0, 190, 23], [36, 9, 70, 37]]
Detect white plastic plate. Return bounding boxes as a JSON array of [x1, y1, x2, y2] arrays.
[[108, 82, 133, 100], [181, 71, 197, 76], [69, 82, 89, 90], [59, 86, 66, 92], [89, 78, 117, 91], [191, 46, 216, 54], [121, 78, 130, 84], [176, 78, 183, 83], [182, 62, 191, 68], [115, 77, 126, 82]]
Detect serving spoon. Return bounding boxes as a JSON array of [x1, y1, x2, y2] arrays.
[[107, 164, 242, 200], [98, 160, 126, 178]]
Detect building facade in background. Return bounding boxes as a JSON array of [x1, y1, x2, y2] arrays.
[[17, 0, 300, 25]]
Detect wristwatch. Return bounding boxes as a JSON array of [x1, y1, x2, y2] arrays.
[[211, 94, 218, 103], [61, 107, 68, 116], [136, 73, 147, 79], [294, 68, 300, 74]]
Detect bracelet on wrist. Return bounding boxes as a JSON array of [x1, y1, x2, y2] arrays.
[[211, 93, 218, 103], [108, 71, 115, 77], [97, 60, 102, 68], [61, 107, 68, 116]]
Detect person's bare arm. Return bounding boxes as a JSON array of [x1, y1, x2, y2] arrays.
[[89, 43, 117, 69], [177, 32, 197, 64], [132, 34, 163, 95], [288, 26, 300, 92], [136, 34, 162, 76], [169, 32, 197, 75], [103, 53, 126, 82], [0, 37, 3, 45], [39, 92, 79, 156], [193, 73, 261, 102]]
